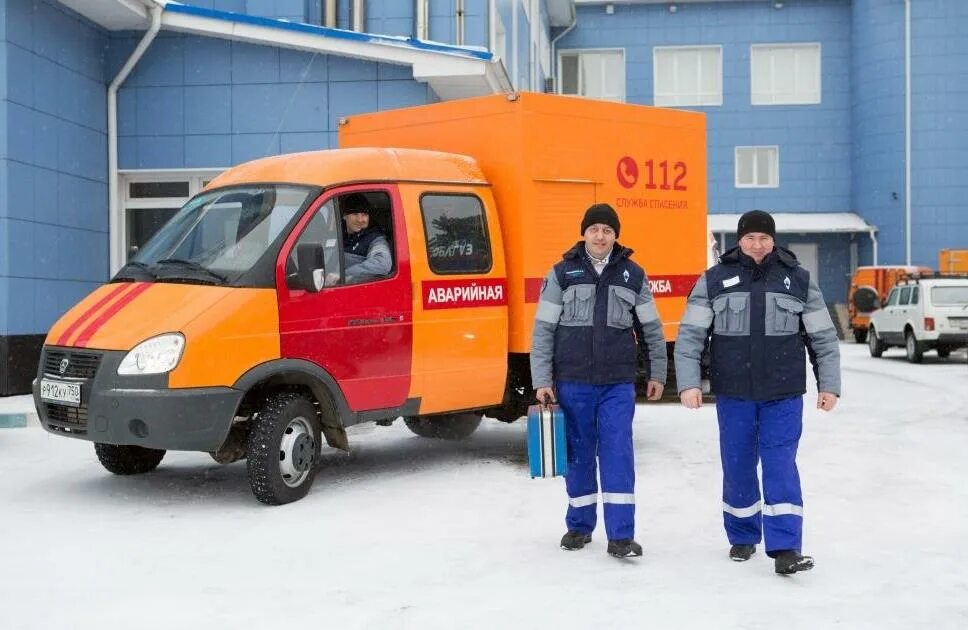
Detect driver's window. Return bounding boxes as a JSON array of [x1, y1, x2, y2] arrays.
[[287, 200, 341, 289], [886, 288, 900, 306]]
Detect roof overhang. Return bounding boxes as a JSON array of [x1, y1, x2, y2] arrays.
[[60, 0, 513, 100], [547, 0, 577, 27], [708, 212, 877, 234]]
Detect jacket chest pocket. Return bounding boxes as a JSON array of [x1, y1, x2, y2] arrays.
[[561, 284, 595, 326], [712, 292, 750, 336], [768, 294, 804, 335], [607, 285, 636, 329]]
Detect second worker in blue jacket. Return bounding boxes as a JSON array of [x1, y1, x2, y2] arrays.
[[674, 210, 841, 575], [531, 204, 667, 558]]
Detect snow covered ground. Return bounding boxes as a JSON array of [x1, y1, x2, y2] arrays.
[[2, 343, 966, 630]]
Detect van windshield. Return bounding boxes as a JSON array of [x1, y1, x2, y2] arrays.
[[931, 286, 968, 306], [116, 185, 314, 286]]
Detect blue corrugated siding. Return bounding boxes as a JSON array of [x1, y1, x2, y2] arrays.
[[1, 0, 108, 336]]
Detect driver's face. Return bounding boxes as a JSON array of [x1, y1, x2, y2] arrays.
[[343, 212, 369, 234]]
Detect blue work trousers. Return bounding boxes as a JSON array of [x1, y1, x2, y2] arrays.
[[716, 395, 804, 556], [557, 381, 636, 541]]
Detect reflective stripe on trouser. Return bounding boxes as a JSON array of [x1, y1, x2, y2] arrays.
[[557, 381, 636, 541], [716, 395, 804, 554]]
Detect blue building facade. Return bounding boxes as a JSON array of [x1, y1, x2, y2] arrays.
[[1, 0, 966, 394]]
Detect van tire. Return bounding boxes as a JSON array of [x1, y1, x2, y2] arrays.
[[852, 328, 868, 344], [905, 330, 924, 363], [247, 392, 322, 505], [94, 443, 166, 475], [404, 413, 482, 440], [867, 326, 885, 358]]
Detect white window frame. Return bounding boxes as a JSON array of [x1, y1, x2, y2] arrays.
[[734, 146, 779, 189], [653, 45, 723, 107], [115, 169, 222, 272], [557, 48, 626, 103], [750, 43, 822, 106]]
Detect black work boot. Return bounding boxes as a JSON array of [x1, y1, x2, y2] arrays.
[[729, 544, 756, 562], [774, 550, 814, 575], [607, 539, 643, 558], [560, 530, 592, 550]]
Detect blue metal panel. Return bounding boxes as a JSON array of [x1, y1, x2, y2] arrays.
[[57, 227, 108, 283], [378, 62, 412, 81], [280, 132, 331, 154], [278, 82, 328, 132], [4, 161, 34, 222], [6, 219, 38, 278], [58, 174, 108, 233], [279, 49, 329, 82], [6, 277, 35, 335], [328, 56, 377, 82], [4, 0, 34, 51], [231, 42, 281, 84], [464, 0, 489, 48], [214, 0, 246, 13], [233, 133, 281, 164], [184, 36, 233, 86], [132, 36, 186, 87], [429, 0, 454, 44], [0, 220, 8, 278], [377, 80, 429, 111], [137, 86, 186, 135], [185, 85, 232, 135], [136, 136, 185, 169], [6, 45, 32, 108], [185, 134, 233, 168], [0, 277, 7, 336], [232, 83, 292, 133], [33, 279, 62, 331], [328, 80, 378, 132], [118, 88, 138, 136], [32, 54, 60, 118]]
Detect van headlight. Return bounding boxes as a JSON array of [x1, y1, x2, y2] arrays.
[[118, 333, 185, 375]]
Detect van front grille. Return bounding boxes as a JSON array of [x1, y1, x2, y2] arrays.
[[44, 403, 89, 435], [43, 350, 102, 379]]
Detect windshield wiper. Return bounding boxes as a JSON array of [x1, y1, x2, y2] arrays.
[[114, 260, 156, 281], [154, 258, 228, 284]]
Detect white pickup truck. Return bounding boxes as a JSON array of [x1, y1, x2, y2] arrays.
[[867, 276, 968, 362]]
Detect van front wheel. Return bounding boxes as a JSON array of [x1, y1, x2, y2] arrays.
[[404, 413, 482, 440], [247, 392, 322, 505]]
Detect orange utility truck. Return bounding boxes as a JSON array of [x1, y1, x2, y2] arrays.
[[848, 265, 931, 342], [939, 249, 968, 274], [34, 93, 708, 504]]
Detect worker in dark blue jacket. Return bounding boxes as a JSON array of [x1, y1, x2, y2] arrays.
[[531, 203, 667, 559], [674, 210, 841, 575]]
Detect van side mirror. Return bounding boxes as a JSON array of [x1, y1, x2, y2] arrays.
[[296, 243, 325, 292]]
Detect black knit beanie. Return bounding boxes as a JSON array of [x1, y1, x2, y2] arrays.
[[737, 210, 776, 239], [581, 203, 621, 238]]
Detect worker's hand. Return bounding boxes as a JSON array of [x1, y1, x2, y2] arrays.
[[646, 380, 664, 401], [679, 388, 703, 409], [535, 387, 556, 406], [817, 392, 838, 412]]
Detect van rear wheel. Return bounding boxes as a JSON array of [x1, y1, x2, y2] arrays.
[[404, 413, 482, 440], [247, 392, 322, 505], [94, 443, 166, 475]]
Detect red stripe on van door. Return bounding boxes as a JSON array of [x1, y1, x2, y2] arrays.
[[73, 283, 153, 348], [56, 283, 135, 346]]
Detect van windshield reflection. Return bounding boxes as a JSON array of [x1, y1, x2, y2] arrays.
[[115, 185, 313, 285]]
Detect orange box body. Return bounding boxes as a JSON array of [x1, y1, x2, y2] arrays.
[[339, 92, 709, 350]]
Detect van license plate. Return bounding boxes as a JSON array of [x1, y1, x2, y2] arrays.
[[40, 379, 81, 407]]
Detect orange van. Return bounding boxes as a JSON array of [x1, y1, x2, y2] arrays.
[[33, 93, 708, 504], [848, 265, 931, 342]]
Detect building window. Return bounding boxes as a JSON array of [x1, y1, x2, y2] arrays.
[[735, 146, 779, 188], [653, 46, 722, 107], [120, 172, 222, 263], [420, 194, 492, 274], [751, 43, 821, 105], [559, 50, 625, 102]]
